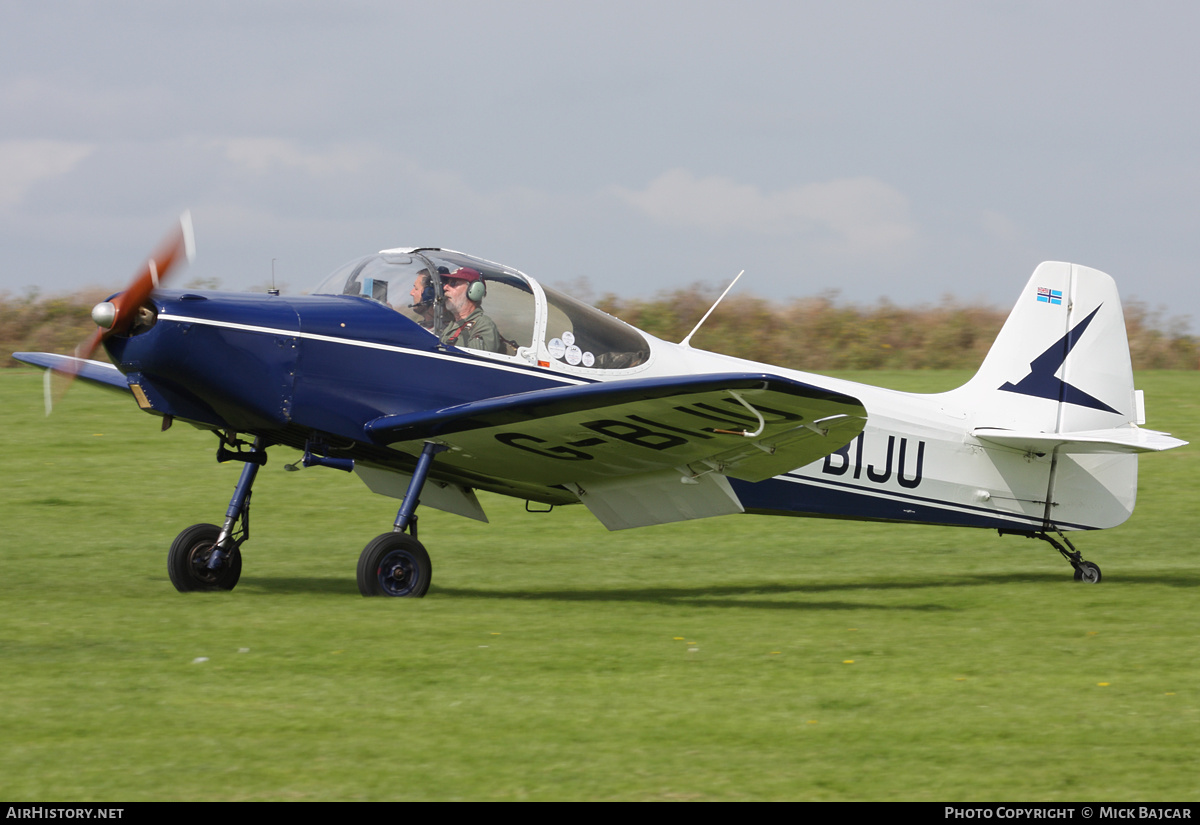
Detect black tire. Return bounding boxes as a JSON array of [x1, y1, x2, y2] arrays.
[[168, 523, 242, 592], [1073, 561, 1102, 583], [357, 532, 432, 597]]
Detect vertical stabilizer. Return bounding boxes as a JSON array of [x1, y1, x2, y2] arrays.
[[951, 262, 1142, 530], [960, 262, 1135, 432]]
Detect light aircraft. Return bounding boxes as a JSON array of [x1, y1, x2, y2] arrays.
[[15, 214, 1187, 596]]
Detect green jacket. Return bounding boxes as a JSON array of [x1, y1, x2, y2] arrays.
[[439, 307, 504, 353]]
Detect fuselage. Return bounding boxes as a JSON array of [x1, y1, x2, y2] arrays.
[[103, 249, 1136, 534]]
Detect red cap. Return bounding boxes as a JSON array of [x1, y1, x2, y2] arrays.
[[442, 267, 482, 283]]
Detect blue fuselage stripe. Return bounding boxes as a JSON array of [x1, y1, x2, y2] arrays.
[[732, 473, 1092, 531]]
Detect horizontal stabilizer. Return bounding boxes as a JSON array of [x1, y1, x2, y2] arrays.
[[972, 426, 1187, 455], [13, 352, 131, 394]]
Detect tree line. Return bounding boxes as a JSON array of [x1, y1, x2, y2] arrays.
[[3, 286, 1196, 371]]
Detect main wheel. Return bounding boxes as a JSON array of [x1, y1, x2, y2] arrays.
[[1073, 561, 1102, 583], [357, 533, 432, 597], [168, 523, 243, 592]]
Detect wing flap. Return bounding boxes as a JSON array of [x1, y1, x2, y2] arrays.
[[565, 470, 744, 530], [354, 462, 488, 522]]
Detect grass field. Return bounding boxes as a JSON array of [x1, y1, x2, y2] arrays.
[[1, 369, 1196, 801]]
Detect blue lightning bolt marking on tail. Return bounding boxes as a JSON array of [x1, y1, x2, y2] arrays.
[[998, 305, 1120, 413]]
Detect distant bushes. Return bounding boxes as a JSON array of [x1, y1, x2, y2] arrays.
[[594, 288, 1199, 371], [2, 288, 111, 368], [1122, 299, 1200, 370], [4, 286, 1197, 371]]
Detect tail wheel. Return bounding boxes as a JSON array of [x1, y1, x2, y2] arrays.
[[357, 533, 432, 597], [168, 523, 242, 592], [1073, 561, 1102, 584]]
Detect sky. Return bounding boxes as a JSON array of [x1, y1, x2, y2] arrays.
[[2, 1, 1198, 330]]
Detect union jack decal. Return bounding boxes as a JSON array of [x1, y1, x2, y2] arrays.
[[1036, 286, 1063, 305]]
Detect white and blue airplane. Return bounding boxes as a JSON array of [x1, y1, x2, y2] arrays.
[[15, 215, 1187, 596]]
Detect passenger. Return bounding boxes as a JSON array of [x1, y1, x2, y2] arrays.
[[438, 267, 503, 353], [407, 269, 437, 330]]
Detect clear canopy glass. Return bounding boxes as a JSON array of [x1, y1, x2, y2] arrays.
[[313, 248, 648, 370]]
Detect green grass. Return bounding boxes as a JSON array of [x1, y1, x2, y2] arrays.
[[1, 370, 1197, 800]]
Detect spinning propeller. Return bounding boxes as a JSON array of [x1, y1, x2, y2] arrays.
[[83, 211, 195, 355], [47, 212, 195, 412]]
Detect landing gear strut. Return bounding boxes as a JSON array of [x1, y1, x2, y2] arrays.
[[357, 441, 446, 598], [1001, 528, 1102, 583], [168, 434, 266, 593]]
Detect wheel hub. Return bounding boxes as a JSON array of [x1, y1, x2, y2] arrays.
[[189, 544, 226, 582], [379, 552, 417, 595]]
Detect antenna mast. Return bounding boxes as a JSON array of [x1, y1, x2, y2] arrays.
[[680, 270, 744, 348]]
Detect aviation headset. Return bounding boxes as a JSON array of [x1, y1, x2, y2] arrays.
[[467, 278, 487, 303], [415, 277, 436, 307], [410, 267, 447, 309], [443, 266, 487, 303]]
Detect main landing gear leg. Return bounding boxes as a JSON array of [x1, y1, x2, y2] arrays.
[[1002, 529, 1102, 583], [357, 442, 448, 598], [168, 435, 267, 593]]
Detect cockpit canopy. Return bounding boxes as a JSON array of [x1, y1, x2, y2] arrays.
[[312, 248, 650, 371]]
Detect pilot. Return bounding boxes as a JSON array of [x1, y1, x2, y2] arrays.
[[407, 269, 438, 330], [439, 267, 503, 353]]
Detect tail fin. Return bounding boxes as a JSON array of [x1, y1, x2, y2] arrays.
[[961, 261, 1136, 432], [949, 262, 1185, 530]]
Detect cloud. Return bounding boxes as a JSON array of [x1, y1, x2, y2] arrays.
[[610, 169, 918, 257], [0, 140, 95, 208], [215, 138, 383, 177], [980, 209, 1025, 243]]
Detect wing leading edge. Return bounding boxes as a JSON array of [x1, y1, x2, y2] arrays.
[[13, 353, 131, 394], [366, 372, 867, 530]]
